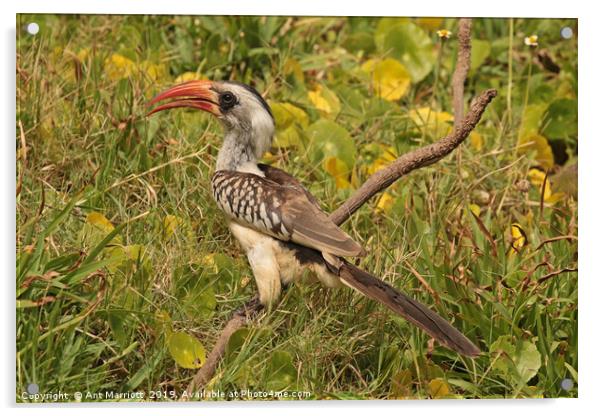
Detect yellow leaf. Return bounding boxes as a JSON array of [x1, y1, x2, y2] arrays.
[[409, 107, 454, 138], [273, 125, 303, 148], [87, 212, 115, 233], [469, 204, 481, 217], [124, 244, 145, 261], [269, 101, 309, 130], [284, 58, 305, 83], [175, 71, 206, 84], [428, 378, 450, 398], [510, 223, 527, 251], [163, 215, 181, 240], [390, 369, 413, 398], [376, 192, 395, 213], [308, 85, 341, 117], [323, 156, 351, 189], [364, 144, 398, 175], [470, 131, 484, 151], [361, 58, 411, 101], [518, 134, 554, 169], [416, 17, 444, 31], [202, 253, 218, 272], [528, 169, 564, 204], [104, 53, 135, 81], [167, 331, 206, 369], [76, 48, 89, 62], [141, 61, 167, 82]]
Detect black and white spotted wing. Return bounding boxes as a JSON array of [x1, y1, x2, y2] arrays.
[[211, 169, 364, 258]]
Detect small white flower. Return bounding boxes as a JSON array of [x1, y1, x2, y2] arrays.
[[524, 35, 538, 47], [437, 29, 452, 39]]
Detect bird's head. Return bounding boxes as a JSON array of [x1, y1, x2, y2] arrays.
[[147, 80, 274, 161]]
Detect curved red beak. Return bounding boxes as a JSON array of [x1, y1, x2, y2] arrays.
[[146, 80, 220, 116]]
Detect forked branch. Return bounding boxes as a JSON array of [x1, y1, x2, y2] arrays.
[[183, 18, 496, 397]]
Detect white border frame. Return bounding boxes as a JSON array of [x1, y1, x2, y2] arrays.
[[3, 1, 597, 415]]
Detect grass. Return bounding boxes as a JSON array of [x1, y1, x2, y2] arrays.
[[16, 15, 577, 401]]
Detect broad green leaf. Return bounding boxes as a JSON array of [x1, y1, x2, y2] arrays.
[[381, 22, 435, 82], [306, 119, 356, 173], [107, 310, 130, 349], [343, 31, 376, 54], [374, 17, 411, 49], [200, 253, 239, 289], [182, 285, 216, 319], [167, 331, 206, 369], [361, 58, 411, 101], [490, 335, 542, 386], [266, 350, 297, 391], [226, 327, 250, 359], [514, 341, 542, 385], [519, 104, 548, 139], [542, 98, 577, 139], [470, 39, 491, 72]]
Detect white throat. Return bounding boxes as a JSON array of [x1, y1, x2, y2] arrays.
[[215, 109, 274, 172]]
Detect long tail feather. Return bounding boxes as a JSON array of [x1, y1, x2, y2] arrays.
[[338, 261, 480, 357]]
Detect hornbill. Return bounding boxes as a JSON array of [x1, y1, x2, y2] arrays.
[[148, 80, 480, 357]]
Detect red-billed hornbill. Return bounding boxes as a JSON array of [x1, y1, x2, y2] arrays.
[[148, 80, 480, 357]]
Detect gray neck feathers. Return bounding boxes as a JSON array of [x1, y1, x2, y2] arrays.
[[216, 131, 256, 171], [216, 113, 274, 172]]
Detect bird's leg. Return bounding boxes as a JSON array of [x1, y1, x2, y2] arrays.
[[247, 244, 282, 307]]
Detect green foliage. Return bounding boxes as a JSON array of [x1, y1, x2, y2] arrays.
[[16, 14, 577, 401]]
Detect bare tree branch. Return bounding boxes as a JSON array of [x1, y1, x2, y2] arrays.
[[452, 18, 472, 128], [183, 17, 497, 396], [329, 88, 497, 226], [182, 297, 263, 400]]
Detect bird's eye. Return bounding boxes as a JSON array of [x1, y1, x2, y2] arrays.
[[219, 92, 238, 111]]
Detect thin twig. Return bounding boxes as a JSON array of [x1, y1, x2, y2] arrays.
[[536, 268, 577, 285], [535, 235, 578, 251]]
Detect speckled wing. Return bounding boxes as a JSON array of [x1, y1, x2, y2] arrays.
[[211, 169, 364, 257]]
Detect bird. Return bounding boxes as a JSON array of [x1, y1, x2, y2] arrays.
[[147, 79, 481, 357]]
